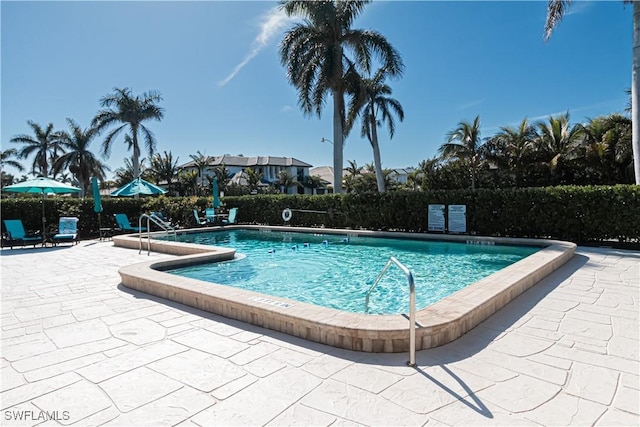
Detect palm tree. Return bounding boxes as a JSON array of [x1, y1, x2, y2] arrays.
[[189, 150, 210, 191], [347, 68, 404, 192], [92, 87, 164, 181], [439, 115, 484, 189], [276, 170, 297, 194], [304, 174, 323, 194], [0, 148, 25, 173], [279, 0, 404, 194], [114, 157, 148, 187], [488, 118, 538, 186], [545, 0, 639, 184], [149, 151, 179, 188], [53, 118, 109, 197], [212, 164, 232, 193], [245, 167, 263, 193], [343, 159, 360, 193], [10, 121, 61, 177], [581, 114, 633, 183], [534, 112, 585, 182]]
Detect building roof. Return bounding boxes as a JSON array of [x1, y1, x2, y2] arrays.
[[180, 155, 312, 169]]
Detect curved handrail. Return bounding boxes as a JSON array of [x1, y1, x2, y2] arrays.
[[365, 256, 416, 367], [139, 213, 177, 255]]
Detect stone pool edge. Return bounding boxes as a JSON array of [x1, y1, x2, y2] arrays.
[[115, 226, 576, 353]]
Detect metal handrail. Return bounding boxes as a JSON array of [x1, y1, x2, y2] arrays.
[[139, 213, 177, 255], [365, 256, 417, 367]]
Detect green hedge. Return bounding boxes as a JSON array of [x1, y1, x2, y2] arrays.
[[1, 186, 638, 244]]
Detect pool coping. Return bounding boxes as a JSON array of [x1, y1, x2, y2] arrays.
[[115, 226, 576, 353]]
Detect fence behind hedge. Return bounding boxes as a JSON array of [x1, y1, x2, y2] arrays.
[[1, 185, 638, 244]]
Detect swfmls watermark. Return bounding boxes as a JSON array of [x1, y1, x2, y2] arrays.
[[4, 410, 70, 422]]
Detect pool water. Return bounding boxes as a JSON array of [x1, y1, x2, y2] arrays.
[[166, 230, 538, 315]]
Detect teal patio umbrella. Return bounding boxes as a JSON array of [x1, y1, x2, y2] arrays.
[[91, 177, 103, 238], [110, 177, 167, 197], [3, 177, 81, 242], [212, 177, 221, 209]]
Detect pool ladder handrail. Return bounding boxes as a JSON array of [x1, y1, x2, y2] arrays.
[[139, 213, 177, 255], [365, 256, 417, 367]]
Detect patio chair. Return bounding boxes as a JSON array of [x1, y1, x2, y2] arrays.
[[2, 219, 42, 248], [221, 208, 238, 225], [205, 208, 216, 224], [193, 209, 207, 226], [52, 217, 79, 246], [113, 213, 147, 233]]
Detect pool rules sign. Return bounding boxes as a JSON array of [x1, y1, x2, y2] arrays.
[[428, 204, 445, 232], [448, 205, 467, 234]]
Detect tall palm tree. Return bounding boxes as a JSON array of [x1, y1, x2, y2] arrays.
[[279, 0, 404, 194], [347, 68, 404, 192], [53, 119, 109, 197], [439, 115, 484, 189], [10, 121, 61, 177], [545, 0, 639, 184], [149, 151, 179, 188], [0, 148, 25, 173], [92, 87, 164, 181], [534, 112, 585, 181]]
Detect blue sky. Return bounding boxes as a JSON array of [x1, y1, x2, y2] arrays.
[[1, 1, 631, 179]]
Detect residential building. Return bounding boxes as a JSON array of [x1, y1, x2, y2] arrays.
[[179, 155, 315, 194]]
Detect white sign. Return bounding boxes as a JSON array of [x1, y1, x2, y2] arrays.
[[448, 205, 467, 234], [428, 204, 445, 232]]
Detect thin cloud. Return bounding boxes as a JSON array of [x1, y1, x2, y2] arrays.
[[280, 105, 293, 113], [565, 1, 594, 17], [218, 7, 297, 87], [456, 99, 483, 111]]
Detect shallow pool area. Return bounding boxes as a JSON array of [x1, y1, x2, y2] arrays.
[[115, 225, 576, 353], [164, 230, 538, 315]]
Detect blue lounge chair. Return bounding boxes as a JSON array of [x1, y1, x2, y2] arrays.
[[52, 217, 79, 246], [2, 219, 42, 248], [193, 209, 207, 226], [113, 213, 147, 233], [222, 208, 238, 225]]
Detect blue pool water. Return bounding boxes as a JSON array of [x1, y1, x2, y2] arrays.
[[165, 230, 538, 315]]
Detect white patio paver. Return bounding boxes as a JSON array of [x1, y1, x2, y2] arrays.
[[1, 240, 638, 426]]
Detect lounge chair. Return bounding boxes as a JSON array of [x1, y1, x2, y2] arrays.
[[113, 213, 147, 233], [193, 209, 207, 226], [2, 219, 42, 248], [52, 217, 79, 246], [221, 208, 238, 225]]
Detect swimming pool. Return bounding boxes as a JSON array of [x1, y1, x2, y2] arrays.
[[115, 225, 576, 353], [164, 230, 538, 315]]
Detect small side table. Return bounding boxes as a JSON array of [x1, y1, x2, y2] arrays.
[[99, 228, 115, 240]]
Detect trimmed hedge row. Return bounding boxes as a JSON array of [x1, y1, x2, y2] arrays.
[[1, 186, 638, 244]]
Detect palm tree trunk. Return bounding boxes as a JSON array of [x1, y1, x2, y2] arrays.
[[332, 89, 345, 194], [370, 108, 386, 193], [633, 1, 640, 184]]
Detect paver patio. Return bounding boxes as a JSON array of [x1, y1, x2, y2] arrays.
[[1, 240, 638, 426]]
